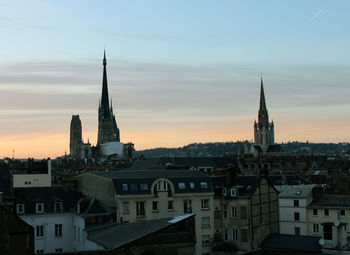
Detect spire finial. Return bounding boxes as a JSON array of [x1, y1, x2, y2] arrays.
[[103, 49, 107, 66]]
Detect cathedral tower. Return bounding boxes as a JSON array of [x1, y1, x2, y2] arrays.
[[70, 115, 82, 159], [254, 77, 274, 153], [97, 51, 120, 145]]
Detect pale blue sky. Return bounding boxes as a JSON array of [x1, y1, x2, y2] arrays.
[[0, 0, 349, 157]]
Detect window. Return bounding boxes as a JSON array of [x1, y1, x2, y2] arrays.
[[202, 217, 210, 228], [152, 201, 158, 211], [324, 208, 329, 216], [340, 210, 346, 216], [178, 182, 186, 190], [122, 202, 129, 214], [241, 229, 248, 242], [55, 224, 62, 237], [323, 224, 332, 240], [73, 226, 76, 240], [224, 228, 229, 241], [200, 182, 208, 189], [295, 227, 300, 236], [240, 206, 247, 219], [36, 225, 44, 237], [313, 208, 318, 216], [184, 200, 192, 213], [157, 180, 168, 191], [140, 184, 148, 191], [130, 184, 138, 191], [77, 227, 80, 242], [36, 203, 44, 213], [55, 201, 62, 212], [232, 229, 238, 240], [202, 235, 210, 245], [55, 248, 63, 253], [189, 182, 195, 189], [294, 212, 300, 221], [231, 206, 238, 218], [122, 184, 128, 191], [168, 200, 174, 211], [136, 202, 145, 217], [224, 205, 228, 218], [36, 250, 44, 254], [313, 223, 319, 233], [201, 199, 209, 209], [294, 200, 299, 207], [16, 204, 24, 214]]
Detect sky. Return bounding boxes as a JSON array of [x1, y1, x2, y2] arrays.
[[0, 0, 349, 158]]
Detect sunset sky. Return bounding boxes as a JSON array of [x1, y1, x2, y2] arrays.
[[0, 0, 350, 158]]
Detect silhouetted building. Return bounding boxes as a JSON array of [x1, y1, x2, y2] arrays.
[[69, 115, 92, 160], [254, 78, 275, 154], [97, 51, 120, 145]]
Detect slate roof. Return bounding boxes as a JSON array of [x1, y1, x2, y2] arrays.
[[279, 188, 313, 199], [0, 205, 33, 234], [260, 233, 322, 253], [14, 186, 81, 214], [78, 197, 109, 215], [309, 193, 350, 209], [87, 214, 194, 250], [230, 176, 262, 197], [90, 169, 214, 195]]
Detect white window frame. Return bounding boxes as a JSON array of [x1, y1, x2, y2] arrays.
[[202, 217, 210, 228], [202, 235, 210, 245], [313, 223, 319, 233], [201, 199, 209, 209], [16, 204, 24, 214], [122, 202, 129, 214], [55, 224, 62, 237], [36, 203, 44, 213], [231, 206, 238, 218], [36, 225, 44, 238]]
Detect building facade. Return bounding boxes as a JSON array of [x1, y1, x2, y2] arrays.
[[279, 187, 313, 235], [74, 170, 215, 255]]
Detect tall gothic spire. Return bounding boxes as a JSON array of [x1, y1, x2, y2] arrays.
[[101, 50, 110, 118], [258, 76, 269, 125]]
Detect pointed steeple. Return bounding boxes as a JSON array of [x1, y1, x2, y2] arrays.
[[101, 50, 110, 118], [258, 76, 269, 125]]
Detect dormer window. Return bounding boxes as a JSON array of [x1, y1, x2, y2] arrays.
[[36, 203, 44, 213], [16, 203, 25, 214], [189, 182, 195, 190], [122, 184, 128, 191], [200, 182, 208, 189], [178, 182, 186, 190], [55, 200, 62, 212]]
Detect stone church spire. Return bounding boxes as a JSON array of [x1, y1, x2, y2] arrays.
[[254, 77, 275, 153], [97, 51, 120, 146], [101, 50, 110, 118], [258, 77, 269, 126]]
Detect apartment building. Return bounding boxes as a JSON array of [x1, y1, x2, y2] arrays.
[[308, 193, 350, 251], [74, 169, 215, 255], [214, 175, 279, 251], [279, 187, 313, 235]]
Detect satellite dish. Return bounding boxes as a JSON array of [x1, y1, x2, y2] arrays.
[[319, 239, 325, 245], [334, 220, 340, 227]]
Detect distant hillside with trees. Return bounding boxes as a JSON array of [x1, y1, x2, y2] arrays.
[[135, 141, 350, 158]]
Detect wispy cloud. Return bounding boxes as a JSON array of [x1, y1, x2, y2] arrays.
[[306, 9, 323, 25]]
